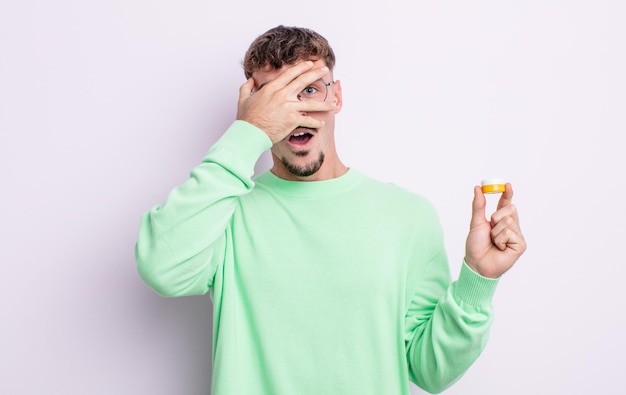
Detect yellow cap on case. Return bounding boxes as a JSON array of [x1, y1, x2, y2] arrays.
[[481, 178, 506, 194]]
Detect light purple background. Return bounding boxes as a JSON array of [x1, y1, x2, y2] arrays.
[[2, 1, 625, 394]]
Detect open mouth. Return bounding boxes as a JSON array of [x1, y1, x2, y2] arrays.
[[288, 128, 315, 145]]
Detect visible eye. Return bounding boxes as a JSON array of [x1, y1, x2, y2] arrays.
[[301, 86, 318, 96]]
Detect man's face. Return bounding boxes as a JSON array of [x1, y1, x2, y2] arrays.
[[251, 59, 343, 181]]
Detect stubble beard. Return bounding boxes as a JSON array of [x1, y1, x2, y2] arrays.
[[281, 151, 326, 177]]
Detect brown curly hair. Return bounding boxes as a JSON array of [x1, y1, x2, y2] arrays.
[[242, 25, 336, 79]]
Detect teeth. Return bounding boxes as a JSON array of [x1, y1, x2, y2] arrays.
[[292, 132, 306, 137]]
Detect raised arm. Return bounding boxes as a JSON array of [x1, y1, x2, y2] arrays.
[[135, 61, 337, 297], [135, 122, 271, 296]]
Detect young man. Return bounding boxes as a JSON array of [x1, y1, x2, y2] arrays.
[[135, 25, 526, 394]]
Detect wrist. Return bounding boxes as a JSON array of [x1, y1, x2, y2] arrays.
[[463, 256, 503, 279]]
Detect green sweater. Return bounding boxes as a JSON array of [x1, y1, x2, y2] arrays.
[[136, 121, 499, 395]]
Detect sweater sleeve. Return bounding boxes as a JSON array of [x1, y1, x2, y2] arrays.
[[404, 218, 499, 393], [135, 121, 272, 297]]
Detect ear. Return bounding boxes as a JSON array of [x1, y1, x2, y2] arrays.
[[331, 79, 343, 113]]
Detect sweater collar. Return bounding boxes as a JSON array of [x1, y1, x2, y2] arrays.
[[254, 168, 363, 198]]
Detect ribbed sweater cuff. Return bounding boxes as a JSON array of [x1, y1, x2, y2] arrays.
[[454, 261, 499, 309]]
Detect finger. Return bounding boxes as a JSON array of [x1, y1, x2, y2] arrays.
[[497, 183, 514, 210], [491, 224, 526, 254], [491, 204, 520, 226], [491, 226, 514, 251], [255, 63, 330, 100], [490, 213, 526, 250], [239, 78, 255, 99], [490, 215, 516, 240], [287, 66, 331, 97], [268, 61, 317, 90], [296, 115, 326, 130], [470, 185, 488, 228], [293, 99, 337, 113]]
